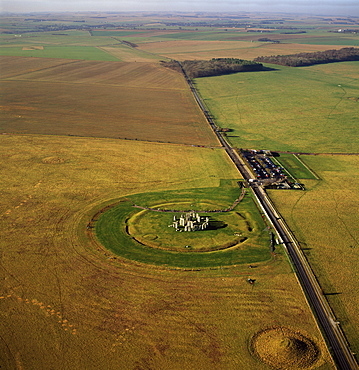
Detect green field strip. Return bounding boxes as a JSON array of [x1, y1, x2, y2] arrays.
[[90, 30, 146, 37], [195, 62, 359, 153], [0, 45, 121, 61], [284, 37, 359, 46], [274, 153, 318, 180], [293, 154, 320, 180]]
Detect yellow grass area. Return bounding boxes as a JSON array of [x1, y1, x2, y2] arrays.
[[0, 134, 334, 369], [308, 62, 359, 80], [21, 46, 44, 50], [0, 56, 217, 146], [137, 40, 339, 60], [268, 154, 359, 356], [99, 45, 165, 62]]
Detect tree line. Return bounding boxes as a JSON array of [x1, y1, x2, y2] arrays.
[[161, 58, 263, 78], [254, 47, 359, 67]]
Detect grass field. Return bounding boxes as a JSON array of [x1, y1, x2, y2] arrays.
[[287, 37, 359, 46], [0, 45, 121, 61], [0, 56, 217, 145], [1, 12, 356, 369], [137, 39, 342, 60], [1, 16, 356, 63], [196, 61, 359, 153], [0, 134, 334, 369], [194, 54, 359, 359], [268, 154, 359, 356], [99, 45, 166, 62], [0, 31, 139, 48], [275, 153, 318, 180], [94, 186, 271, 267]]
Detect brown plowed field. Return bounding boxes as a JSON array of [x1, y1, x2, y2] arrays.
[[0, 56, 76, 79], [0, 56, 218, 145], [137, 40, 339, 61]]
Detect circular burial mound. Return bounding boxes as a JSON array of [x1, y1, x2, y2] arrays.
[[251, 327, 320, 370]]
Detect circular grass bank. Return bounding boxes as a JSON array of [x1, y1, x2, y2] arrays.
[[129, 202, 248, 252], [93, 187, 272, 268]]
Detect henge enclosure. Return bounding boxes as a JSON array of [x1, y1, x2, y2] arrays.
[[2, 11, 358, 369]]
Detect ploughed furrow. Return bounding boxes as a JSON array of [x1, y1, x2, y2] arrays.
[[0, 56, 80, 79], [6, 59, 186, 89]]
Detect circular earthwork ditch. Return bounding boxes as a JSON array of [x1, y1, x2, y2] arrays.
[[90, 192, 271, 268]]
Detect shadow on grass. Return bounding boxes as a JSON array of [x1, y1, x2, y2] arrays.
[[208, 220, 227, 230]]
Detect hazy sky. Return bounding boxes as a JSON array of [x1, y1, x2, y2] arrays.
[[1, 0, 359, 17]]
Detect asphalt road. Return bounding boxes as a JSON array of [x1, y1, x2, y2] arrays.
[[178, 62, 358, 370], [251, 184, 357, 370]]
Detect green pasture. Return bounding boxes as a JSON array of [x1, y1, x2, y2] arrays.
[[31, 34, 116, 46], [90, 30, 146, 37], [268, 154, 359, 355], [95, 185, 272, 268], [0, 31, 122, 47], [195, 61, 359, 153], [287, 36, 359, 46], [151, 25, 359, 43], [153, 30, 248, 41], [0, 45, 120, 61], [131, 208, 249, 251], [275, 153, 318, 179]]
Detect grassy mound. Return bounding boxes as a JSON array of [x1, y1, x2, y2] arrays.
[[251, 326, 320, 369]]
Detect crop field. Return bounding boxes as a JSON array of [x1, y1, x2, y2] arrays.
[[0, 45, 121, 61], [0, 134, 333, 369], [137, 39, 341, 61], [0, 31, 137, 48], [1, 15, 357, 63], [0, 56, 217, 145], [268, 154, 359, 355], [1, 11, 357, 370], [196, 61, 359, 153], [98, 44, 166, 62], [91, 30, 146, 37], [287, 37, 359, 46]]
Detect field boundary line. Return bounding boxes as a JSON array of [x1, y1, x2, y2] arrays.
[[276, 151, 359, 156], [272, 156, 297, 182], [1, 132, 221, 148], [294, 154, 321, 180]]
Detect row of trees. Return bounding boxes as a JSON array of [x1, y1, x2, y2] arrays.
[[162, 58, 263, 78], [254, 47, 359, 67]]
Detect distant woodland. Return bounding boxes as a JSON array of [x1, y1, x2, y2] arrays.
[[254, 47, 359, 67], [162, 59, 264, 78]]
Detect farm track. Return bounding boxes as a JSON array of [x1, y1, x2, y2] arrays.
[[178, 61, 358, 370], [4, 132, 220, 148]]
